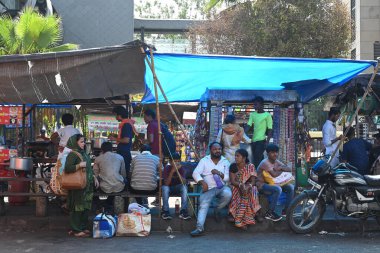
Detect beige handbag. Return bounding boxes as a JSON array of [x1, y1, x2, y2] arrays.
[[60, 151, 87, 190]]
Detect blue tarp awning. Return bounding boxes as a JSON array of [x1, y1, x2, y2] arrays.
[[142, 53, 376, 103]]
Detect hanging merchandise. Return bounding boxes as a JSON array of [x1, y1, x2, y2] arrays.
[[209, 105, 223, 143], [273, 107, 296, 169], [193, 105, 208, 158]]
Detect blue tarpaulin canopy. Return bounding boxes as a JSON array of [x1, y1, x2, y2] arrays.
[[142, 53, 376, 103]]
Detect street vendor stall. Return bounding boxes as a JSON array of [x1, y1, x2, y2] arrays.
[[141, 52, 377, 188], [0, 39, 378, 218], [0, 40, 148, 216]]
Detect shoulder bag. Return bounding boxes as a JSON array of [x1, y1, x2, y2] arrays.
[[60, 151, 87, 190]]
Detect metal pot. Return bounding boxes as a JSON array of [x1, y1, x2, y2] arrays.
[[92, 138, 107, 149], [9, 157, 33, 171]]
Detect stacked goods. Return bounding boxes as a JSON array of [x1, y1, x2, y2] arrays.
[[175, 130, 186, 153], [273, 107, 296, 169], [209, 105, 223, 143]]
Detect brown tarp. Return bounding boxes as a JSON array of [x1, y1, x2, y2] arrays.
[[0, 41, 146, 104]]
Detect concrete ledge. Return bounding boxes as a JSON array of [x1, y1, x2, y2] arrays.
[[1, 215, 379, 234]]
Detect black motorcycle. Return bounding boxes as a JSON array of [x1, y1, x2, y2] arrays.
[[286, 159, 380, 234]]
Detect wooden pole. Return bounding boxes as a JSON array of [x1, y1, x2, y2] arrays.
[[149, 48, 163, 217], [144, 55, 200, 161], [144, 47, 198, 217], [328, 61, 379, 165]]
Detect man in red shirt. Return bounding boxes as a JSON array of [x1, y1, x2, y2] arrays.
[[143, 109, 160, 156]]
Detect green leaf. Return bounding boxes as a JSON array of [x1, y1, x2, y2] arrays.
[[205, 0, 222, 11], [48, 43, 79, 52]]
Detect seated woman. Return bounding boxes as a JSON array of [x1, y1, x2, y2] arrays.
[[65, 134, 99, 238], [229, 149, 261, 230]]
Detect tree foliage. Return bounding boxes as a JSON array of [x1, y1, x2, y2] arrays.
[[0, 8, 78, 55], [135, 0, 209, 19], [190, 0, 351, 58]]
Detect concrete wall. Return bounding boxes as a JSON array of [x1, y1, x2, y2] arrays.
[[359, 0, 380, 60], [347, 0, 380, 60], [51, 0, 134, 49]]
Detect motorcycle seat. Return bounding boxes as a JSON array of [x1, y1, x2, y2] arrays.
[[364, 175, 380, 186]]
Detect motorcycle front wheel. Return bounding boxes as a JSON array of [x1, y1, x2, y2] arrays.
[[286, 192, 326, 234]]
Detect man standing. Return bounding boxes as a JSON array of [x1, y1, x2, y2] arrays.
[[161, 153, 191, 220], [93, 142, 126, 212], [190, 142, 231, 237], [51, 113, 81, 156], [110, 106, 137, 175], [322, 107, 342, 168], [246, 96, 273, 168], [257, 144, 294, 221], [341, 127, 372, 175], [143, 109, 160, 156]]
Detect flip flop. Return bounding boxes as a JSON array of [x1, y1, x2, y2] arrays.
[[68, 230, 75, 236], [74, 231, 90, 238]]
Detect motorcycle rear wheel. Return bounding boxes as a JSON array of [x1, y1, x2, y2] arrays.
[[286, 192, 325, 234]]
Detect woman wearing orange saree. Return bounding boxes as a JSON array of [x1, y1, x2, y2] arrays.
[[229, 149, 261, 230]]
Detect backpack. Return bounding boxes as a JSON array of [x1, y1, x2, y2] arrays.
[[160, 123, 176, 157]]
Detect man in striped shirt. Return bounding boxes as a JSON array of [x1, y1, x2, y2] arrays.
[[129, 145, 161, 206]]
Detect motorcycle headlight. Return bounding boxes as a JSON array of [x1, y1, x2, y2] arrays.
[[310, 171, 319, 182]]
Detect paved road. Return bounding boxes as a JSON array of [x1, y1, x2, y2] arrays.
[[1, 230, 380, 253]]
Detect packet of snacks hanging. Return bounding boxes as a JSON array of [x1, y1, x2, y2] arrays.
[[116, 212, 151, 237]]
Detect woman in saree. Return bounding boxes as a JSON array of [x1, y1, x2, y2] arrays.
[[229, 149, 261, 230], [65, 134, 99, 237], [216, 115, 251, 163]]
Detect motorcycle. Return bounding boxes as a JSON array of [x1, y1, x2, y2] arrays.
[[286, 158, 380, 234]]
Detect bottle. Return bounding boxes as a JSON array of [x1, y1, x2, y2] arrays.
[[213, 173, 224, 189], [175, 199, 180, 214]]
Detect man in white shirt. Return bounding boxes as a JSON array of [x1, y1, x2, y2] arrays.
[[322, 107, 342, 168], [190, 142, 231, 237], [51, 113, 81, 150]]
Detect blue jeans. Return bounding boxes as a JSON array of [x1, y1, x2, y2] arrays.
[[196, 186, 232, 230], [261, 183, 295, 212], [162, 184, 188, 213]]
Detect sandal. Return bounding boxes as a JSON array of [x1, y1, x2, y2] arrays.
[[68, 230, 75, 236], [74, 231, 90, 238]]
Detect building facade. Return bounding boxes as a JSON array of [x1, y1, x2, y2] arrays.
[[52, 0, 134, 49], [347, 0, 380, 60]]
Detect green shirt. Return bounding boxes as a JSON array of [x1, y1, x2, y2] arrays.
[[247, 111, 273, 142]]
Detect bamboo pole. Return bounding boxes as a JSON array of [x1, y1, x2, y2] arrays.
[[149, 48, 163, 217], [144, 54, 200, 161], [144, 47, 198, 217], [328, 60, 379, 165]]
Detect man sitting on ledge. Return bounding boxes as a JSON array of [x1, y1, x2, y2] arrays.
[[129, 145, 161, 207], [190, 142, 231, 237]]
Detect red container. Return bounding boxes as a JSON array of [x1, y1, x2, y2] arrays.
[[8, 172, 30, 206]]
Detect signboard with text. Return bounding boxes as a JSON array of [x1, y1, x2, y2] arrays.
[[87, 115, 119, 132], [0, 106, 31, 128]]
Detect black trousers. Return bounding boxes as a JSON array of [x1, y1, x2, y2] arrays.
[[251, 140, 266, 168]]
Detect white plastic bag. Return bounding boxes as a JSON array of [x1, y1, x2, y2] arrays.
[[128, 203, 150, 215]]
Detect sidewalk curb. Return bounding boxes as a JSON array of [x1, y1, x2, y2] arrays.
[[1, 215, 379, 234]]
